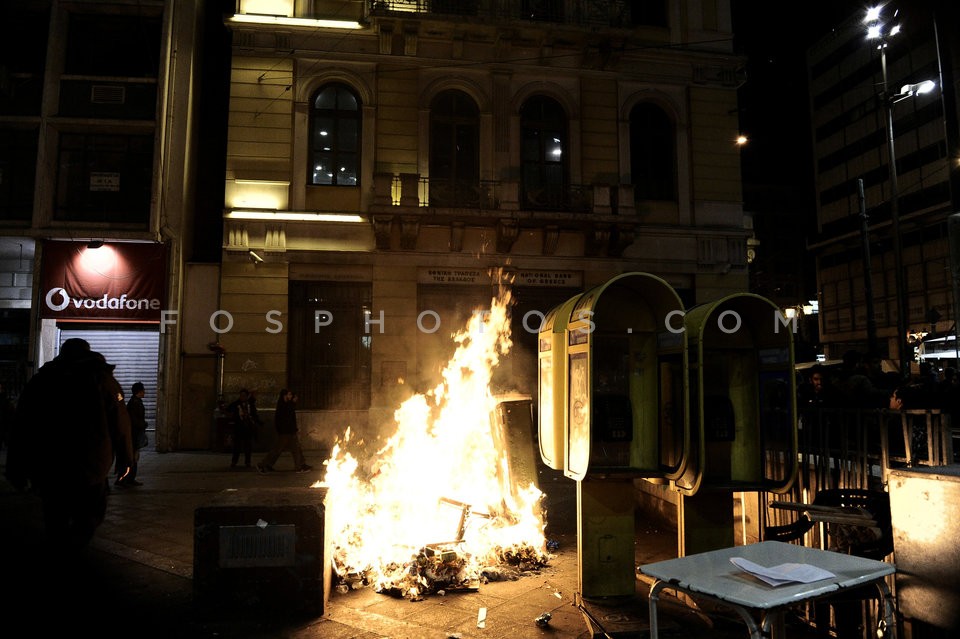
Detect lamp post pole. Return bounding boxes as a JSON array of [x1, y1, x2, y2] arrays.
[[858, 179, 879, 357], [880, 43, 911, 379]]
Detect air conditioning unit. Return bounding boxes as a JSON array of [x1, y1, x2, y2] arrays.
[[90, 84, 125, 105]]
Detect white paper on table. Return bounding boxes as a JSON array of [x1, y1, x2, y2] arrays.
[[730, 557, 836, 587]]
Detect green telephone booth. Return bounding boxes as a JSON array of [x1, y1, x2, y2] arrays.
[[538, 294, 582, 471], [675, 293, 798, 556], [538, 272, 689, 600]]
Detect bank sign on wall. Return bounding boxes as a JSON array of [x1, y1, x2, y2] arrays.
[[39, 240, 167, 322]]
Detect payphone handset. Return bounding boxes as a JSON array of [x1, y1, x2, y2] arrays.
[[556, 272, 689, 481], [674, 293, 798, 496]]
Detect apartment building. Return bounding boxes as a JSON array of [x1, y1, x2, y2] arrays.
[[0, 0, 220, 448], [807, 1, 960, 368], [207, 0, 752, 449]]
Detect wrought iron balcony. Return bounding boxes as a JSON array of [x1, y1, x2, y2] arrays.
[[367, 0, 660, 29]]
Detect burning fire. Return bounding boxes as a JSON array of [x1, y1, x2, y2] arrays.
[[318, 277, 549, 599]]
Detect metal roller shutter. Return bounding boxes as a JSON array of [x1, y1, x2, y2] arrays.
[[58, 327, 159, 428]]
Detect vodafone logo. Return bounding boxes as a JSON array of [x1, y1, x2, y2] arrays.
[[44, 287, 161, 312]]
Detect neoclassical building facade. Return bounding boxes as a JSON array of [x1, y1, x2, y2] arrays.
[[179, 0, 750, 450]]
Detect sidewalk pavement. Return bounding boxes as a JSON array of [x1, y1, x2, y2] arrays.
[[0, 447, 815, 638]]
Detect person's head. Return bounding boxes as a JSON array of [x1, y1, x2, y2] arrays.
[[808, 365, 826, 391], [132, 382, 145, 396], [239, 389, 250, 400], [59, 338, 91, 359], [90, 350, 116, 372], [890, 384, 919, 411]]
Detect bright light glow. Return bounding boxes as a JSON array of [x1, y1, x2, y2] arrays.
[[229, 14, 363, 30], [866, 24, 882, 39], [784, 307, 797, 319], [227, 209, 365, 223], [864, 7, 881, 23], [319, 276, 548, 598], [80, 244, 119, 274], [226, 179, 289, 209], [319, 130, 328, 136], [736, 135, 748, 145], [890, 24, 900, 36], [240, 0, 292, 17]]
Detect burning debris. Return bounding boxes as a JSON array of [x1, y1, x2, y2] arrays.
[[319, 274, 550, 600]]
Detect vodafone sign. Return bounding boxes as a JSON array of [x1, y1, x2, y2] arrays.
[[39, 240, 168, 321]]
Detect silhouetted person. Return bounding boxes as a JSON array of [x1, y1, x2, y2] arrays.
[[838, 351, 887, 408], [4, 338, 133, 553], [257, 388, 312, 473], [117, 381, 147, 487], [228, 388, 260, 469]]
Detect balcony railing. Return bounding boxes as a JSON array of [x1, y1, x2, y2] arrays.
[[368, 0, 649, 29], [372, 173, 604, 213]]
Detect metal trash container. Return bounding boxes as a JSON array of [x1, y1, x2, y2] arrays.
[[194, 487, 331, 616], [887, 465, 960, 632]]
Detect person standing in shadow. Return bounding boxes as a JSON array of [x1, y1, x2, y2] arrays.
[[257, 388, 312, 473], [4, 338, 133, 553], [117, 381, 148, 487], [228, 388, 260, 469]]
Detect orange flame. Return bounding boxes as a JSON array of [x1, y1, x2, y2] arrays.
[[319, 277, 547, 595]]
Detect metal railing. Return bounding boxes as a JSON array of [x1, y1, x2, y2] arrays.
[[368, 0, 643, 29]]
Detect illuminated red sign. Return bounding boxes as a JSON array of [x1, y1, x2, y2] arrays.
[[39, 240, 168, 322]]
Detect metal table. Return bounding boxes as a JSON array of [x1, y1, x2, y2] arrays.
[[638, 540, 895, 639]]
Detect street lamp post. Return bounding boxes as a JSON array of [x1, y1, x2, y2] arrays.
[[879, 41, 910, 378], [865, 7, 937, 379]]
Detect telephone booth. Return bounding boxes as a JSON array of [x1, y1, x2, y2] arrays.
[[538, 294, 582, 471], [674, 293, 798, 556], [538, 272, 689, 600]]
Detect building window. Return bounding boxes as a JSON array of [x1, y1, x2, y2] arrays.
[[521, 95, 567, 209], [309, 84, 360, 186], [54, 133, 153, 224], [429, 90, 480, 207], [522, 0, 563, 22], [630, 102, 676, 201], [0, 128, 38, 222], [65, 12, 161, 77], [288, 281, 372, 410], [629, 1, 668, 28]]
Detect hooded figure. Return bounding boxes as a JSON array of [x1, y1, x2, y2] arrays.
[[5, 338, 133, 551]]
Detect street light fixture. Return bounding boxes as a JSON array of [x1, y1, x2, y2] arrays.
[[863, 5, 937, 378]]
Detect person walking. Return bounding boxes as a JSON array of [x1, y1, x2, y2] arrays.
[[228, 388, 260, 469], [117, 381, 148, 487], [257, 389, 311, 473], [4, 338, 133, 553]]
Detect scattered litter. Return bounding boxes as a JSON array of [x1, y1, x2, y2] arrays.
[[546, 539, 560, 552], [437, 589, 446, 596], [554, 591, 562, 599], [477, 606, 487, 629], [534, 612, 552, 627], [256, 519, 268, 528], [447, 634, 461, 639]]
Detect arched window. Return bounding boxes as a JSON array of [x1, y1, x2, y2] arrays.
[[630, 102, 676, 201], [521, 95, 567, 209], [309, 84, 360, 186], [429, 90, 480, 207]]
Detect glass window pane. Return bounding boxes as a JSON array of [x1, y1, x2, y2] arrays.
[[312, 153, 333, 185], [338, 154, 358, 185], [338, 119, 357, 152], [337, 88, 358, 111], [315, 87, 336, 109]]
